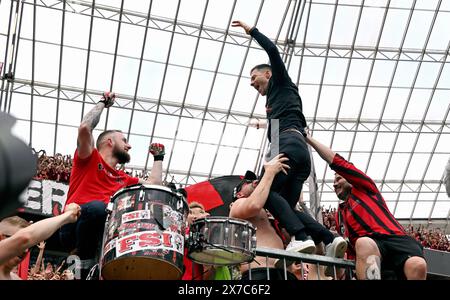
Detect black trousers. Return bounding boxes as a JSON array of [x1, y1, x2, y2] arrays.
[[262, 130, 333, 244]]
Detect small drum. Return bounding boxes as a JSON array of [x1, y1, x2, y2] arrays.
[[188, 216, 256, 266], [100, 184, 188, 280]]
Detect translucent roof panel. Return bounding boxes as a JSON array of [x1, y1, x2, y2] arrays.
[[1, 0, 449, 223]]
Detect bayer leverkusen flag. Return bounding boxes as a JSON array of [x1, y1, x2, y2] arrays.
[[184, 175, 243, 216]]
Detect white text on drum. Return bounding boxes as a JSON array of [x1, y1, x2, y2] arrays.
[[121, 210, 152, 223]]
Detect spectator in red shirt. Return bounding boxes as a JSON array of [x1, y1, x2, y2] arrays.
[[306, 130, 427, 280], [58, 92, 165, 279], [183, 202, 210, 280]]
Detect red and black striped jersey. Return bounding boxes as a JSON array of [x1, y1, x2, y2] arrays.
[[330, 154, 406, 246]]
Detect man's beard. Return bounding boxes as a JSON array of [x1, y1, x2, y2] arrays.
[[337, 188, 350, 201], [113, 147, 130, 164]]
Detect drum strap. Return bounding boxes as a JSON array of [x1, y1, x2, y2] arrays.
[[153, 205, 166, 230]]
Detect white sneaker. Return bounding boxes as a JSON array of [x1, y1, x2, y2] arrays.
[[286, 238, 316, 254], [274, 238, 315, 269], [324, 236, 347, 277]]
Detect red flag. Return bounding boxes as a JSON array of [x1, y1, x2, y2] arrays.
[[17, 252, 30, 280], [184, 175, 243, 216]]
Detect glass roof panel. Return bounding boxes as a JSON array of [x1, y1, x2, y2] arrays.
[[169, 33, 198, 67], [403, 10, 435, 50], [203, 0, 235, 29], [330, 4, 360, 46], [61, 48, 87, 89], [129, 111, 155, 136], [305, 2, 336, 45], [354, 6, 385, 47], [151, 0, 179, 19], [323, 58, 349, 85], [212, 146, 239, 175], [137, 61, 165, 99], [185, 69, 215, 106], [378, 7, 410, 49], [161, 65, 191, 102], [86, 52, 114, 91], [316, 86, 343, 118], [209, 74, 239, 110], [55, 125, 78, 155]]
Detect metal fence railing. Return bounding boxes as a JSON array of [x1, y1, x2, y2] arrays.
[[243, 247, 356, 280]]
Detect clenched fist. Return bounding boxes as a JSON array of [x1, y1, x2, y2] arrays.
[[100, 91, 115, 108], [150, 143, 165, 161], [64, 203, 81, 223]]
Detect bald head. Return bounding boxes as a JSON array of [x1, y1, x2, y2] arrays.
[[96, 130, 122, 150]]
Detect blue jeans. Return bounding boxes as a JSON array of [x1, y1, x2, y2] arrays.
[[59, 200, 107, 260]]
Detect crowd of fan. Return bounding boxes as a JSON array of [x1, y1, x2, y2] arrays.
[[27, 261, 75, 280], [406, 224, 450, 252], [25, 242, 75, 280], [322, 206, 337, 232], [321, 206, 450, 252], [33, 149, 72, 183]]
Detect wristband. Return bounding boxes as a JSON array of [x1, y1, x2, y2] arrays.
[[153, 155, 164, 161]]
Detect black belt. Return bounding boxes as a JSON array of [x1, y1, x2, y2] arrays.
[[281, 128, 306, 137]]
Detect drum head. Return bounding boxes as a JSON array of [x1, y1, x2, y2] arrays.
[[102, 256, 182, 280], [188, 249, 253, 266]]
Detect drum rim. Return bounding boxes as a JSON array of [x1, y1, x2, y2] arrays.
[[111, 184, 187, 203], [188, 248, 255, 266], [192, 216, 256, 229]]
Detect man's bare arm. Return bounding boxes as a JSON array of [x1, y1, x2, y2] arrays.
[[230, 154, 289, 219], [77, 92, 115, 159], [0, 204, 80, 264], [305, 130, 335, 164], [140, 143, 165, 185]]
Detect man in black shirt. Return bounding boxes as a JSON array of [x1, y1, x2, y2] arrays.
[[232, 21, 346, 262]]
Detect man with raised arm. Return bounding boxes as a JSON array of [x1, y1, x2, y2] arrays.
[[231, 21, 346, 261], [230, 154, 299, 280], [59, 92, 166, 279], [305, 130, 427, 280]]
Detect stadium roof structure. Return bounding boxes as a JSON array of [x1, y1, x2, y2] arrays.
[[1, 0, 449, 223]]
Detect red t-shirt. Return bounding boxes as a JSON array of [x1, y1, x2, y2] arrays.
[[65, 149, 139, 207], [182, 227, 203, 280]]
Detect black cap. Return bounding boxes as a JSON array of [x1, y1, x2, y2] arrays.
[[232, 170, 257, 201], [243, 170, 257, 181]]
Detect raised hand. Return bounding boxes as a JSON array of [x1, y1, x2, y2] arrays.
[[149, 143, 165, 161], [231, 20, 252, 34], [37, 241, 46, 250], [101, 91, 115, 108]]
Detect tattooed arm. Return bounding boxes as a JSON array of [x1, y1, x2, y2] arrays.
[[77, 92, 115, 159]]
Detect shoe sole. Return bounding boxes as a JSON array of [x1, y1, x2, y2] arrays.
[[324, 241, 348, 277], [275, 244, 316, 269]]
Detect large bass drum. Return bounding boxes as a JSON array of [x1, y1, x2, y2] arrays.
[[100, 184, 188, 280]]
